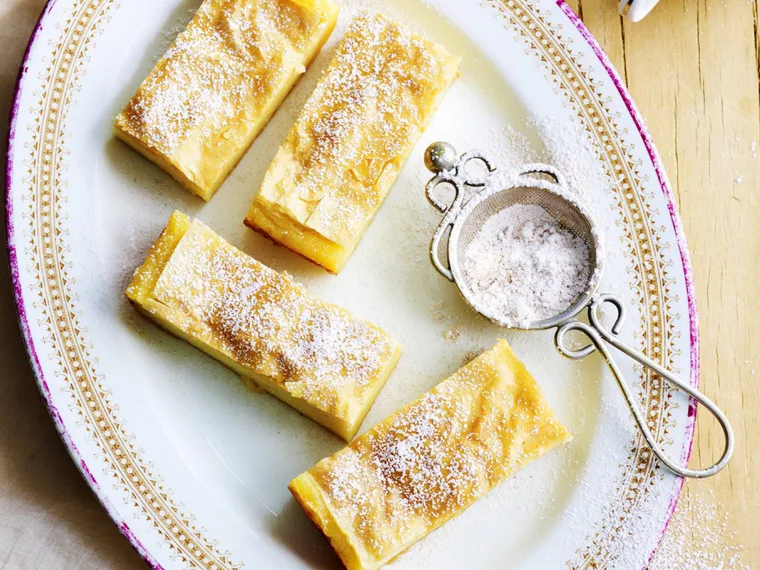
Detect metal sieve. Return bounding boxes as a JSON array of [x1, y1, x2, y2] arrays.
[[424, 141, 733, 479]]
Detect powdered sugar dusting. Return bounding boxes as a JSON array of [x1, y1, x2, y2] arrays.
[[649, 490, 749, 570], [461, 204, 592, 324], [255, 12, 459, 243], [152, 8, 197, 62], [303, 342, 570, 563], [117, 0, 332, 156], [151, 219, 398, 421]]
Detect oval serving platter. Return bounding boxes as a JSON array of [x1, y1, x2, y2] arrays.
[[6, 0, 699, 568]]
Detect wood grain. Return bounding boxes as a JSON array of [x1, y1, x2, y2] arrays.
[[574, 0, 760, 567]]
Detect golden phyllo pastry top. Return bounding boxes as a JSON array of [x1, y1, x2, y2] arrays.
[[140, 216, 399, 426], [256, 12, 460, 245], [290, 340, 571, 569], [115, 0, 338, 195]]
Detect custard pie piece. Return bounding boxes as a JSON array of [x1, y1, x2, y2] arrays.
[[289, 340, 571, 570], [114, 0, 339, 201], [245, 13, 460, 273], [127, 211, 401, 440]]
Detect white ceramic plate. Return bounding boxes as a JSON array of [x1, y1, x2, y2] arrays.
[[6, 0, 700, 568]]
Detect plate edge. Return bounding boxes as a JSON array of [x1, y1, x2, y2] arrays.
[[4, 1, 165, 568]]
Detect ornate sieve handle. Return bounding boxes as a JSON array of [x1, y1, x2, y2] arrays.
[[424, 142, 496, 282], [514, 163, 568, 189], [427, 194, 460, 281], [555, 294, 735, 479]]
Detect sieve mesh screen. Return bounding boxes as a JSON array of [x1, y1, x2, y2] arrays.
[[451, 185, 601, 329]]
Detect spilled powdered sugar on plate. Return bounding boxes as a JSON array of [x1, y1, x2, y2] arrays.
[[152, 7, 198, 61], [650, 489, 749, 570]]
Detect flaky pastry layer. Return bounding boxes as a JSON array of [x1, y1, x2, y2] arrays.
[[115, 0, 339, 200], [245, 13, 460, 272], [290, 340, 571, 570], [127, 211, 401, 440]]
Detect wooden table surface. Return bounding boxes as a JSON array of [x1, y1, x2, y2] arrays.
[[0, 0, 757, 568]]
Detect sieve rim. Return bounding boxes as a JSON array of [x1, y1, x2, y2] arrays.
[[448, 178, 605, 331]]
